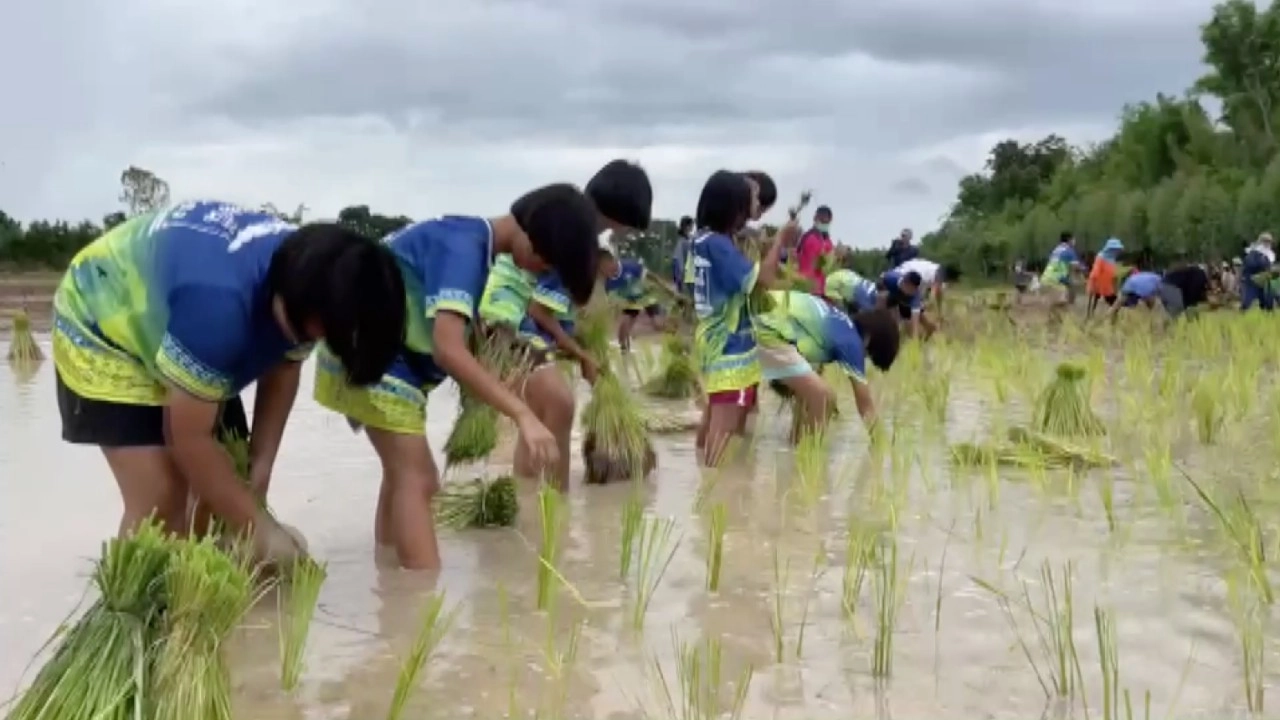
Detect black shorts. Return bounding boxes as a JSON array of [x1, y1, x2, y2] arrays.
[[56, 373, 249, 447], [623, 304, 662, 318]]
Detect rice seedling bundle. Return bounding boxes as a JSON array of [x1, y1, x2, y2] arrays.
[[1033, 362, 1106, 438], [278, 559, 326, 691], [444, 326, 537, 467], [581, 372, 656, 484], [7, 309, 43, 363], [641, 333, 698, 399], [433, 476, 519, 528], [151, 535, 260, 720], [6, 520, 172, 720]]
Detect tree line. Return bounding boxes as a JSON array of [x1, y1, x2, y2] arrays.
[[919, 0, 1280, 279]]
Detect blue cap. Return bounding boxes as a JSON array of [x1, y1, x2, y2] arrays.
[[1103, 238, 1124, 252]]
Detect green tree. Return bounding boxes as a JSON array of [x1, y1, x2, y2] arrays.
[[118, 166, 170, 217]]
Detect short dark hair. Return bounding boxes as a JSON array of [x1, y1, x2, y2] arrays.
[[903, 271, 922, 286], [743, 171, 777, 210], [815, 205, 832, 218], [696, 170, 753, 235], [678, 215, 694, 233], [269, 224, 406, 386], [511, 183, 602, 305], [852, 309, 901, 372], [585, 159, 652, 230], [1060, 231, 1074, 244]]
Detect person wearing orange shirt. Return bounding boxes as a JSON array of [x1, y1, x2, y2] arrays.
[[1086, 238, 1124, 318]]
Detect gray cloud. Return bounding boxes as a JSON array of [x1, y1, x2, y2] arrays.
[[0, 0, 1222, 246]]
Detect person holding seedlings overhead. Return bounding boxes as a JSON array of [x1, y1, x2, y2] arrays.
[[691, 170, 796, 465], [52, 200, 407, 564], [757, 290, 899, 437], [313, 184, 603, 569]]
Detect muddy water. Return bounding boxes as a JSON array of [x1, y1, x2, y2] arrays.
[[0, 336, 1255, 719]]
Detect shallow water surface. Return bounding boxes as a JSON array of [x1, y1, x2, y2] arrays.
[[0, 336, 1263, 719]]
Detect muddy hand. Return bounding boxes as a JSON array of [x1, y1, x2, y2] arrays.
[[252, 510, 308, 566]]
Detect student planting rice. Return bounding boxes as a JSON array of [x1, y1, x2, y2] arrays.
[[691, 170, 795, 465], [1107, 263, 1210, 322], [893, 257, 946, 335], [671, 215, 695, 292], [1240, 232, 1275, 310], [608, 256, 666, 352], [1041, 231, 1085, 318], [1086, 238, 1124, 318], [823, 268, 880, 315], [878, 267, 933, 339], [756, 291, 900, 438], [313, 184, 604, 569], [50, 200, 405, 564]]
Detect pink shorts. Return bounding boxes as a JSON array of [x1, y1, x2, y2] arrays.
[[707, 385, 758, 408]]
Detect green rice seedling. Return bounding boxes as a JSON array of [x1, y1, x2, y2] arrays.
[[444, 327, 537, 466], [643, 333, 699, 399], [278, 559, 326, 692], [433, 476, 519, 529], [972, 561, 1085, 701], [1235, 596, 1266, 714], [536, 485, 567, 612], [870, 535, 908, 678], [1033, 363, 1106, 438], [539, 618, 584, 718], [153, 535, 263, 720], [6, 309, 43, 363], [795, 543, 827, 660], [705, 502, 727, 592], [1098, 472, 1118, 535], [386, 592, 455, 720], [841, 525, 877, 630], [1190, 380, 1225, 445], [630, 516, 680, 631], [1094, 605, 1150, 720], [648, 632, 753, 720], [1181, 472, 1273, 605], [619, 493, 643, 580], [581, 371, 656, 484], [793, 424, 830, 508], [6, 520, 173, 720], [918, 371, 951, 425], [769, 546, 790, 664]]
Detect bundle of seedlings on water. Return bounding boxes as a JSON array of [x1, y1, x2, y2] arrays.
[[444, 326, 536, 467], [1032, 362, 1106, 438], [278, 558, 327, 692], [581, 370, 656, 484], [7, 309, 43, 363], [152, 535, 261, 720], [641, 333, 698, 399], [433, 476, 519, 529], [6, 520, 172, 720]]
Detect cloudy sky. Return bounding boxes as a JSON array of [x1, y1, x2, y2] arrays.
[[2, 0, 1219, 246]]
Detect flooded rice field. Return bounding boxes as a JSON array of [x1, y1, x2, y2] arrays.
[[3, 314, 1278, 719]]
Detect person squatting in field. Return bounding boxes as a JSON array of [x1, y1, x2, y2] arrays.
[[1086, 238, 1125, 319], [52, 200, 407, 565], [691, 169, 797, 466], [313, 184, 610, 569], [755, 290, 900, 439], [1106, 262, 1210, 323], [878, 257, 945, 340]]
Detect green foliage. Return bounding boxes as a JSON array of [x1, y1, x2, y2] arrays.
[[922, 0, 1280, 279]]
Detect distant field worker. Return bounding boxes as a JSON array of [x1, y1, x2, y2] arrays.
[[1086, 238, 1124, 318], [795, 205, 835, 295], [1108, 263, 1209, 322], [51, 200, 407, 564], [1241, 233, 1276, 311]]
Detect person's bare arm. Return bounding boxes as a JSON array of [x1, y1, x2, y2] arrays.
[[167, 389, 260, 530], [529, 303, 590, 363], [644, 273, 687, 304], [433, 311, 536, 423], [247, 360, 302, 495]]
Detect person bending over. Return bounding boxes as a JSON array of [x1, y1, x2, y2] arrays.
[[53, 201, 406, 565]]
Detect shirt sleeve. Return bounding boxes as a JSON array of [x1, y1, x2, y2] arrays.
[[707, 234, 758, 296], [532, 276, 571, 314], [427, 227, 489, 320], [155, 285, 248, 401], [826, 314, 867, 383]]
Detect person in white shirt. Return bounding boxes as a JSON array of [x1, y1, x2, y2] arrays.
[[893, 257, 946, 337]]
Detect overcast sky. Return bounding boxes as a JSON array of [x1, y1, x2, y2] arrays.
[[1, 0, 1219, 246]]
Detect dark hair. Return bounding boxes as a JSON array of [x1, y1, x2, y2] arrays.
[[903, 271, 922, 286], [815, 205, 832, 218], [769, 379, 794, 399], [696, 170, 754, 235], [678, 215, 694, 234], [511, 183, 602, 304], [743, 170, 777, 210], [585, 159, 652, 230], [1059, 231, 1074, 244], [269, 224, 406, 386], [852, 309, 901, 372]]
